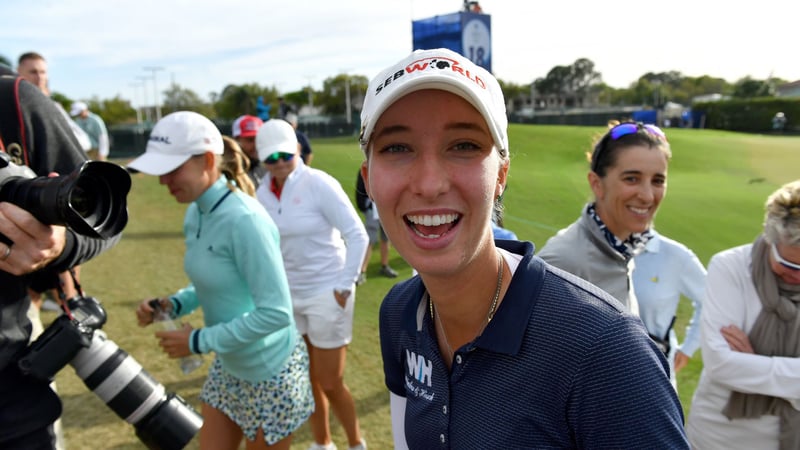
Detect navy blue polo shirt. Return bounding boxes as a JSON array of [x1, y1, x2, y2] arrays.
[[380, 240, 689, 449]]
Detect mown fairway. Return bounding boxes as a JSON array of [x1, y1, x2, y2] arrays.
[[50, 124, 799, 449]]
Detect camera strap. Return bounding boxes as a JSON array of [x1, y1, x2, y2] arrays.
[[0, 72, 31, 166], [55, 268, 84, 320]]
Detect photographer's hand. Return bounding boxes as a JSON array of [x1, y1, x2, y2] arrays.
[[0, 202, 67, 276], [155, 324, 194, 358]]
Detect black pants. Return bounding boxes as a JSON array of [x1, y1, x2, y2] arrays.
[[0, 425, 56, 450], [0, 365, 61, 449]]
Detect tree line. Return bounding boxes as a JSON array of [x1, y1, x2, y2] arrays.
[[0, 54, 789, 127]]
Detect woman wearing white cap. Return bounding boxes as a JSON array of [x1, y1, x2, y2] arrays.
[[129, 111, 313, 450], [359, 48, 688, 448], [254, 119, 369, 450]]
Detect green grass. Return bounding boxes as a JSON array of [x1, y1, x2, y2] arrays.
[[49, 125, 800, 449]]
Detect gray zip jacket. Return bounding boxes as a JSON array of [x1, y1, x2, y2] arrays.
[[537, 204, 639, 316]]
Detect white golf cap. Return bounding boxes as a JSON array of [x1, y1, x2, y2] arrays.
[[256, 119, 298, 162], [127, 111, 223, 175], [70, 101, 88, 117], [359, 48, 507, 153]]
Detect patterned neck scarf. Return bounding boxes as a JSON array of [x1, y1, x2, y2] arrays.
[[586, 203, 653, 260]]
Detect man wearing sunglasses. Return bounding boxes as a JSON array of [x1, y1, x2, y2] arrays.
[[687, 180, 800, 449]]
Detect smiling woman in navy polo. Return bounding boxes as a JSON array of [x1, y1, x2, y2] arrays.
[[358, 48, 689, 449]]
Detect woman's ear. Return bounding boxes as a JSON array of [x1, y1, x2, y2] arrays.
[[360, 161, 371, 198], [587, 170, 604, 200], [496, 158, 509, 198], [204, 152, 216, 171]]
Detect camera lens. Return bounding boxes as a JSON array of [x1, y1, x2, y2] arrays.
[[0, 159, 130, 239], [70, 331, 202, 450], [69, 184, 93, 218]]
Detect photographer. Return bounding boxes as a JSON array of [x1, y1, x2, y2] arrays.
[[0, 66, 122, 450]]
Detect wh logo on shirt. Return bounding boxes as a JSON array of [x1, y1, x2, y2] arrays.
[[406, 350, 432, 387]]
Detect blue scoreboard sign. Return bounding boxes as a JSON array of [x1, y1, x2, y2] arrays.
[[412, 11, 492, 73]]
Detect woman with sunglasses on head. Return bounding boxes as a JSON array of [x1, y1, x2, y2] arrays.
[[361, 48, 687, 449], [130, 112, 314, 450], [687, 180, 800, 450], [254, 119, 369, 450], [538, 120, 671, 315]]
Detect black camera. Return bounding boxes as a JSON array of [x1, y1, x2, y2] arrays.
[[0, 152, 130, 239], [19, 297, 203, 450]]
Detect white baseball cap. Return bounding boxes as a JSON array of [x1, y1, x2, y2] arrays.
[[256, 119, 298, 162], [359, 48, 508, 153], [127, 111, 223, 175], [70, 101, 88, 117]]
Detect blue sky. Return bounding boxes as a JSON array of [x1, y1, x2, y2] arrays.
[[2, 0, 798, 105]]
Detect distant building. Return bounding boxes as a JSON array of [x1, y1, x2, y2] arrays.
[[691, 93, 730, 104], [776, 80, 800, 98], [530, 84, 601, 110]]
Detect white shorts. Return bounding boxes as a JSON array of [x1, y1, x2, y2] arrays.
[[293, 288, 355, 349]]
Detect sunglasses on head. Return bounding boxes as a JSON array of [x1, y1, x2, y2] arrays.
[[591, 122, 667, 173], [771, 242, 800, 271], [608, 122, 667, 141], [264, 152, 295, 165]]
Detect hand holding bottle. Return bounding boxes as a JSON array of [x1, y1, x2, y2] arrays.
[[147, 298, 203, 374]]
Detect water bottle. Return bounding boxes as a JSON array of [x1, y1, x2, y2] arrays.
[[150, 299, 203, 375]]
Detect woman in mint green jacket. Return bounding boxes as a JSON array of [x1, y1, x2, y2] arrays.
[[130, 111, 312, 450]]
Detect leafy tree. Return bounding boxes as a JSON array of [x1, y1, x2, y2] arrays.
[[282, 90, 308, 110], [498, 79, 530, 100], [533, 58, 602, 107], [621, 72, 737, 106], [498, 79, 532, 111], [87, 95, 138, 126], [593, 82, 625, 106], [732, 76, 773, 98], [569, 58, 601, 97], [534, 65, 571, 100], [0, 54, 11, 69], [213, 83, 279, 120], [50, 92, 71, 111], [162, 83, 215, 117], [317, 74, 368, 116]]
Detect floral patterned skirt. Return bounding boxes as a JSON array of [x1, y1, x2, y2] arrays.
[[199, 337, 314, 443]]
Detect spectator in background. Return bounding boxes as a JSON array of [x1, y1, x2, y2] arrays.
[[355, 169, 398, 285], [70, 101, 109, 161], [538, 121, 672, 316], [17, 52, 91, 152], [277, 96, 292, 120], [633, 230, 705, 388], [255, 119, 368, 450], [772, 112, 787, 132], [687, 179, 800, 449], [232, 115, 266, 188], [221, 136, 256, 197], [130, 111, 313, 450], [284, 112, 313, 166]]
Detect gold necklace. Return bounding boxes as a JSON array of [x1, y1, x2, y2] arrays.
[[429, 250, 504, 362]]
